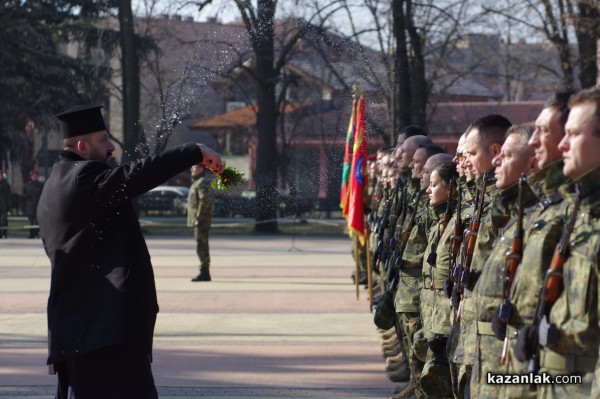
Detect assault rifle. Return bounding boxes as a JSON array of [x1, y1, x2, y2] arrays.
[[387, 190, 424, 283], [500, 173, 526, 364], [526, 185, 581, 392], [449, 182, 463, 281], [439, 177, 456, 236], [383, 184, 408, 278], [456, 171, 489, 321], [372, 186, 391, 274]]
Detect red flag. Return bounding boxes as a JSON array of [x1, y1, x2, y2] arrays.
[[340, 98, 357, 217], [347, 96, 368, 244]]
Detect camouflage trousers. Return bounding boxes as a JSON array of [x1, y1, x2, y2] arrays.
[[537, 369, 593, 399], [194, 224, 210, 268], [398, 312, 427, 398], [471, 333, 506, 398], [498, 330, 536, 399], [448, 320, 470, 399], [419, 289, 452, 398]]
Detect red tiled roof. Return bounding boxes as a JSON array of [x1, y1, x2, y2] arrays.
[[428, 101, 544, 136], [189, 103, 307, 129]]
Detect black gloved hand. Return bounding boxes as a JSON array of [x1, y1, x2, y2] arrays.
[[538, 315, 559, 347], [491, 307, 507, 341], [451, 284, 460, 310], [443, 278, 453, 299], [427, 337, 448, 357], [514, 324, 534, 362]]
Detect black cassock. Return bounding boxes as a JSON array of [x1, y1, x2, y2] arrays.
[[37, 144, 203, 398]]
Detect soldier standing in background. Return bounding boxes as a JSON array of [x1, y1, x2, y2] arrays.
[[470, 124, 537, 397], [0, 169, 11, 238], [23, 169, 44, 238], [496, 91, 572, 399], [188, 164, 215, 282]]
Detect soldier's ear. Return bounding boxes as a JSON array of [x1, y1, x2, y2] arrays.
[[527, 156, 538, 174], [489, 143, 502, 157]]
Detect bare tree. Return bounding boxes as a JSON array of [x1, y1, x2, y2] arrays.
[[118, 0, 143, 161], [317, 0, 475, 143], [183, 0, 346, 232], [482, 0, 600, 89]]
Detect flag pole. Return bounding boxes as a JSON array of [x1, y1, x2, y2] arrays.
[[366, 227, 373, 307], [354, 234, 360, 301]]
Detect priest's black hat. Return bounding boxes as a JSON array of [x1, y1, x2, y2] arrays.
[[55, 105, 106, 138]]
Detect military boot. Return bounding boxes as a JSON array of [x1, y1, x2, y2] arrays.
[[388, 379, 415, 398], [191, 265, 211, 282]]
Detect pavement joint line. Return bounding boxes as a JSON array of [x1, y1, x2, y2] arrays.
[[0, 386, 393, 398], [0, 236, 395, 397]]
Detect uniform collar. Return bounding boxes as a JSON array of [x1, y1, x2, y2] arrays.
[[560, 166, 600, 203], [431, 201, 448, 220], [527, 159, 567, 200], [496, 180, 537, 216]]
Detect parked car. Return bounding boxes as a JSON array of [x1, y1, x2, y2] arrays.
[[213, 189, 315, 218], [138, 186, 189, 216]]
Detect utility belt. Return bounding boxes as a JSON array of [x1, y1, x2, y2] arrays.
[[476, 321, 495, 336], [423, 278, 445, 290], [398, 267, 423, 278], [540, 349, 597, 373]]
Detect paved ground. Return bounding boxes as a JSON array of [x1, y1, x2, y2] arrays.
[[0, 235, 400, 398]]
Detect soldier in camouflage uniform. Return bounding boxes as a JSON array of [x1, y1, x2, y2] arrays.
[[518, 88, 600, 398], [496, 92, 572, 399], [381, 136, 431, 386], [455, 114, 512, 398], [425, 132, 472, 399], [414, 152, 452, 346], [470, 124, 537, 398], [392, 137, 446, 398], [0, 169, 11, 238], [187, 164, 215, 282], [418, 159, 457, 398]]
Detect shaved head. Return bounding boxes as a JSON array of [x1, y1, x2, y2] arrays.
[[420, 153, 453, 190], [399, 136, 433, 170]]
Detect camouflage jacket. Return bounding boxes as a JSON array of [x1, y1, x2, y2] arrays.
[[394, 191, 432, 313], [545, 166, 600, 357], [422, 201, 451, 289], [187, 171, 214, 227], [508, 160, 567, 325], [435, 177, 476, 278], [384, 170, 414, 242], [473, 181, 537, 323], [460, 172, 500, 365]]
